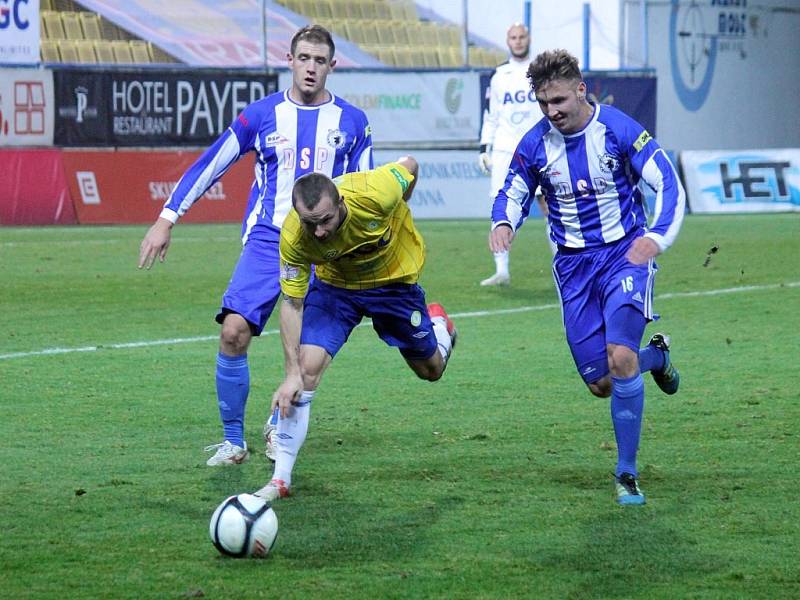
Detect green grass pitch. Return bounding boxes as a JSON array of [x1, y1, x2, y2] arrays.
[[1, 214, 798, 599]]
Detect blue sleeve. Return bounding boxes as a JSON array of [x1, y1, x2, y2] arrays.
[[616, 113, 685, 251], [161, 104, 259, 220], [491, 138, 539, 232], [347, 110, 373, 173]]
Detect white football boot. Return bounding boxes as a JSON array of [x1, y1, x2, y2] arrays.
[[204, 441, 249, 466]]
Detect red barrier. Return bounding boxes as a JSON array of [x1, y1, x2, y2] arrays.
[[0, 149, 77, 225], [60, 149, 255, 224]]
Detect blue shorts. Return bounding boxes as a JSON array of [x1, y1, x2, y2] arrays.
[[215, 239, 281, 336], [300, 279, 438, 361], [553, 231, 658, 383]]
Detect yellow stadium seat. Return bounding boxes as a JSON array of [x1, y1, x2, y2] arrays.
[[129, 40, 152, 63], [111, 40, 135, 64], [388, 20, 409, 45], [405, 23, 423, 46], [392, 47, 413, 67], [74, 39, 97, 63], [40, 40, 60, 62], [329, 1, 348, 19], [356, 0, 376, 20], [60, 12, 84, 40], [41, 11, 65, 40], [387, 1, 406, 21], [79, 12, 103, 40], [438, 26, 461, 47], [374, 20, 396, 46], [443, 46, 464, 68], [93, 40, 115, 63], [343, 21, 365, 43], [417, 22, 438, 46], [377, 47, 395, 66], [374, 1, 391, 20], [58, 40, 80, 63], [361, 20, 380, 45], [40, 0, 55, 9], [422, 48, 439, 68], [314, 0, 333, 19]]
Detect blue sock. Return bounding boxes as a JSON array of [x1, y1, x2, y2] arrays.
[[215, 352, 250, 447], [638, 344, 665, 373], [611, 373, 645, 477]]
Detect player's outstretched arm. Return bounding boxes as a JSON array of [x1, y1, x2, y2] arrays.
[[138, 217, 174, 269], [272, 294, 305, 418]]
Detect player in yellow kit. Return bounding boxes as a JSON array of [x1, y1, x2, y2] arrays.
[[254, 157, 457, 501]]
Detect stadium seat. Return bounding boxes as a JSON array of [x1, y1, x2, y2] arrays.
[[387, 1, 414, 21], [111, 40, 135, 64], [314, 0, 333, 19], [40, 40, 60, 62], [41, 11, 66, 40], [438, 26, 461, 47], [60, 12, 84, 40], [329, 1, 348, 19], [74, 39, 98, 63], [388, 20, 409, 45], [58, 40, 80, 63], [40, 0, 55, 9], [405, 23, 423, 46], [376, 47, 395, 66], [150, 44, 178, 64], [343, 21, 366, 44], [374, 2, 391, 20], [392, 47, 414, 68], [422, 48, 439, 68], [438, 46, 463, 68], [79, 12, 103, 40], [361, 20, 380, 45], [129, 40, 153, 63], [53, 0, 78, 10], [356, 0, 377, 20], [93, 40, 115, 63], [417, 22, 439, 46]]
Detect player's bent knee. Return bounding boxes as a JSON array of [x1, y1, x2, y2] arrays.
[[219, 316, 252, 354], [587, 379, 611, 398]]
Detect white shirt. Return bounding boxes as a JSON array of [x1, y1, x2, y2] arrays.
[[480, 57, 545, 154]]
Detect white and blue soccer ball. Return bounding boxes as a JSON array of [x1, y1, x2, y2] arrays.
[[209, 493, 278, 558]]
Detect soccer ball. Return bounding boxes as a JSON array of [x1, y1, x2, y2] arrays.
[[209, 493, 278, 558]]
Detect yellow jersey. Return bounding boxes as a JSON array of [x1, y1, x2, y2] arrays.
[[279, 163, 426, 298]]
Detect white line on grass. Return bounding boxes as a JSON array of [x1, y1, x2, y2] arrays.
[[1, 280, 798, 361]]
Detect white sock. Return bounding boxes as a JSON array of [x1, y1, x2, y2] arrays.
[[271, 390, 313, 487], [431, 318, 452, 363], [493, 250, 509, 276]]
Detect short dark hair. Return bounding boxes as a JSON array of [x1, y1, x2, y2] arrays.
[[290, 25, 335, 60], [527, 49, 582, 91], [292, 172, 340, 210]]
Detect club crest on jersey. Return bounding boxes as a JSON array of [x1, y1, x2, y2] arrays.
[[264, 132, 289, 147], [598, 153, 620, 174], [327, 129, 347, 149], [410, 310, 422, 327], [280, 262, 300, 280]]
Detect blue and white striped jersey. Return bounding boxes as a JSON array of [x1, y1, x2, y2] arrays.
[[492, 103, 685, 252], [160, 90, 373, 244]]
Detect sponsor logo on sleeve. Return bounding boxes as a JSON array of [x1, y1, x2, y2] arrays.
[[279, 261, 300, 280], [633, 130, 652, 152]]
